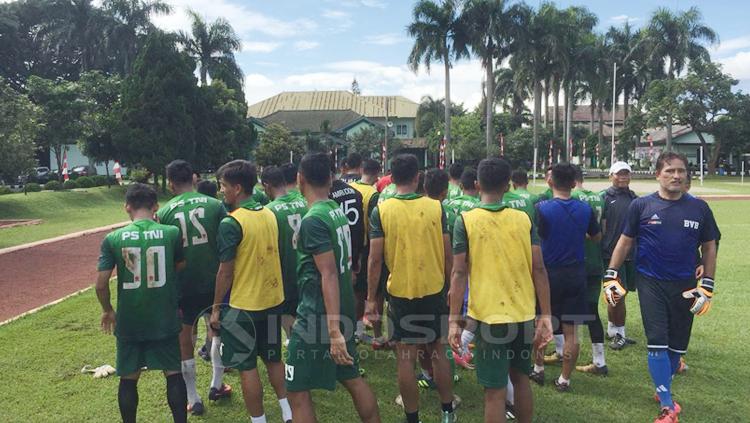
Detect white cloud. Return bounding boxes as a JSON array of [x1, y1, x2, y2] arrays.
[[712, 35, 750, 55], [321, 8, 353, 33], [325, 0, 386, 8], [363, 33, 408, 46], [360, 0, 387, 8], [610, 14, 640, 24], [241, 41, 282, 53], [717, 50, 750, 80], [294, 41, 320, 51], [322, 9, 349, 20]]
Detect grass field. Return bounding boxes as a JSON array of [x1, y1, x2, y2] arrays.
[[0, 200, 747, 422]]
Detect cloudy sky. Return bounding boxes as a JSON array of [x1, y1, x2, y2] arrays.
[[151, 0, 750, 109]]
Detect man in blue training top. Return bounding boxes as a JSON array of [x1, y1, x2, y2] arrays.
[[605, 152, 718, 423], [530, 163, 601, 392]]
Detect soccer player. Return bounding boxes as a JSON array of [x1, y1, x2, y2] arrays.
[[601, 161, 638, 350], [448, 158, 553, 423], [285, 152, 381, 423], [502, 169, 537, 220], [534, 167, 553, 204], [531, 163, 601, 392], [156, 160, 231, 414], [341, 152, 363, 183], [330, 163, 365, 278], [95, 183, 188, 423], [447, 163, 464, 200], [571, 166, 608, 376], [604, 152, 718, 423], [350, 159, 381, 344], [280, 162, 304, 199], [366, 154, 457, 423], [262, 166, 309, 341], [424, 168, 450, 201], [210, 160, 292, 423], [196, 179, 218, 198]]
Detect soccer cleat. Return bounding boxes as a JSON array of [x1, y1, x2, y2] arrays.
[[529, 369, 544, 386], [553, 378, 571, 393], [453, 351, 475, 370], [187, 401, 204, 416], [654, 407, 679, 423], [609, 334, 628, 350], [371, 337, 394, 351], [452, 394, 462, 410], [543, 351, 563, 364], [417, 373, 437, 390], [575, 363, 609, 376], [652, 394, 682, 414], [677, 357, 688, 374], [625, 337, 637, 345], [197, 344, 211, 362], [505, 402, 516, 420], [208, 383, 232, 401], [357, 332, 374, 345], [441, 411, 458, 423]]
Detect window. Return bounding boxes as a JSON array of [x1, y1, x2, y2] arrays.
[[396, 124, 407, 136]]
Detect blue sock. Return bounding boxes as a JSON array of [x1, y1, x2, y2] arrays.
[[648, 350, 673, 409], [668, 350, 682, 376]]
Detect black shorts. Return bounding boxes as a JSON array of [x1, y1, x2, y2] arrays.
[[387, 292, 447, 344], [547, 264, 590, 325], [637, 273, 695, 354], [179, 293, 213, 326], [603, 258, 637, 292], [219, 307, 283, 370]]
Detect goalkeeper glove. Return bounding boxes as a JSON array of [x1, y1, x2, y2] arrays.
[[602, 268, 627, 307], [682, 277, 714, 316]]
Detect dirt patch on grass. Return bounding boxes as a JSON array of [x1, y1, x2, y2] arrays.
[[0, 219, 42, 229]]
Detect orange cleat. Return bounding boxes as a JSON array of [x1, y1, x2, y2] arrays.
[[654, 407, 679, 423]]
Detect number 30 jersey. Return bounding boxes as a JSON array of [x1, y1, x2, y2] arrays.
[[267, 192, 308, 306], [156, 192, 226, 296], [98, 219, 184, 341], [330, 179, 364, 268]]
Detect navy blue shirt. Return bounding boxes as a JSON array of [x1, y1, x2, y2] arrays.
[[622, 192, 719, 281], [536, 198, 600, 268]]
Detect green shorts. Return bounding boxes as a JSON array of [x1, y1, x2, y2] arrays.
[[219, 307, 282, 371], [387, 292, 447, 344], [604, 259, 637, 292], [179, 292, 213, 326], [285, 333, 360, 392], [474, 320, 534, 389], [116, 336, 180, 377]]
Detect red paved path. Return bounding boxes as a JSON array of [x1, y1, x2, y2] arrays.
[[0, 229, 108, 322]]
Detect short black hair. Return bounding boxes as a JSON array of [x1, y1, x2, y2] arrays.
[[300, 152, 332, 187], [390, 154, 419, 185], [280, 163, 298, 185], [459, 168, 477, 190], [448, 163, 464, 180], [573, 165, 584, 183], [656, 151, 688, 172], [424, 168, 449, 199], [261, 165, 285, 188], [166, 159, 193, 185], [217, 160, 257, 194], [362, 159, 380, 176], [551, 162, 576, 190], [345, 152, 362, 170], [511, 169, 529, 186], [196, 180, 218, 198], [126, 183, 157, 210], [477, 158, 511, 192]]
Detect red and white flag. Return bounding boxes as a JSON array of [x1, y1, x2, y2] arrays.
[[596, 143, 600, 166], [547, 139, 553, 168], [439, 137, 446, 169], [499, 133, 505, 157], [113, 161, 122, 185], [648, 134, 654, 161], [62, 151, 69, 181], [582, 138, 587, 167], [381, 138, 387, 168]]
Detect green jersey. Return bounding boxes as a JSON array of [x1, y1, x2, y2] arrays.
[[267, 192, 309, 303], [572, 188, 604, 276], [378, 183, 397, 204], [156, 191, 226, 295], [443, 194, 480, 237], [447, 182, 462, 200], [98, 219, 184, 341], [502, 190, 536, 221], [535, 187, 553, 204], [252, 186, 269, 205], [294, 200, 354, 335]]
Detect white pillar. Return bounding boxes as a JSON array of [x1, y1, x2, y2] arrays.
[[699, 145, 704, 186]]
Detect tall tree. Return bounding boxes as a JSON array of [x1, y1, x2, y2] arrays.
[[407, 0, 468, 155], [0, 84, 41, 182], [255, 123, 305, 167], [178, 10, 242, 87], [647, 6, 717, 150], [78, 71, 122, 183], [494, 67, 529, 127], [104, 0, 172, 75]]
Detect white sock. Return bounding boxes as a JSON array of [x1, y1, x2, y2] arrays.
[[421, 368, 432, 380], [210, 336, 224, 389], [592, 343, 606, 367], [554, 334, 564, 356], [607, 321, 616, 338], [250, 414, 267, 423], [505, 378, 514, 404], [461, 330, 475, 355], [534, 364, 544, 373], [279, 398, 292, 421], [356, 320, 365, 338], [617, 326, 626, 338], [557, 375, 570, 385], [181, 359, 200, 405]]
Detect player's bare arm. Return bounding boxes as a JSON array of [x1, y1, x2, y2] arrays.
[[365, 237, 384, 320], [95, 269, 115, 334], [701, 240, 717, 279], [607, 234, 634, 271], [210, 260, 234, 330], [175, 260, 186, 273], [531, 245, 553, 348], [315, 250, 354, 366], [448, 251, 468, 353]]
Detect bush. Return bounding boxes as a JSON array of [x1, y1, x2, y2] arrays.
[[0, 186, 12, 195], [92, 175, 109, 186], [76, 176, 95, 188], [128, 168, 150, 183], [25, 182, 42, 192], [63, 180, 79, 190], [44, 180, 62, 191]]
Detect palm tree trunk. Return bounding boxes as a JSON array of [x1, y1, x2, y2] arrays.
[[543, 79, 549, 128], [566, 82, 573, 161], [666, 116, 673, 151], [443, 54, 452, 154], [200, 67, 208, 86], [533, 79, 542, 161], [623, 89, 630, 121], [553, 80, 560, 139], [485, 59, 494, 158], [563, 86, 568, 145], [590, 103, 595, 135], [598, 101, 604, 148]]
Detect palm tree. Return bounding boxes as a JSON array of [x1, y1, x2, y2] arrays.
[[493, 67, 528, 128], [178, 10, 242, 86], [647, 7, 717, 150], [104, 0, 172, 75], [47, 0, 112, 73], [407, 0, 468, 155], [606, 21, 644, 121]]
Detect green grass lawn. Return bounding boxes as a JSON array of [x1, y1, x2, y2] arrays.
[[0, 186, 171, 249], [0, 201, 748, 422]]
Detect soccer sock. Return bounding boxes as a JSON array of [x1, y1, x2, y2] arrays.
[[250, 414, 267, 423], [554, 334, 564, 356], [607, 321, 616, 338], [356, 320, 365, 338], [181, 359, 200, 405], [442, 401, 454, 413], [557, 375, 570, 385], [592, 343, 606, 367], [279, 398, 292, 422], [505, 378, 515, 405], [118, 378, 138, 423], [533, 364, 544, 373], [210, 336, 224, 389], [166, 373, 188, 423], [405, 410, 420, 423], [421, 367, 433, 380], [647, 350, 674, 409], [668, 350, 682, 376], [460, 329, 475, 355], [617, 326, 626, 338]]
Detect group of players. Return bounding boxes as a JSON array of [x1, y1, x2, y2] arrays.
[[94, 148, 718, 423]]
